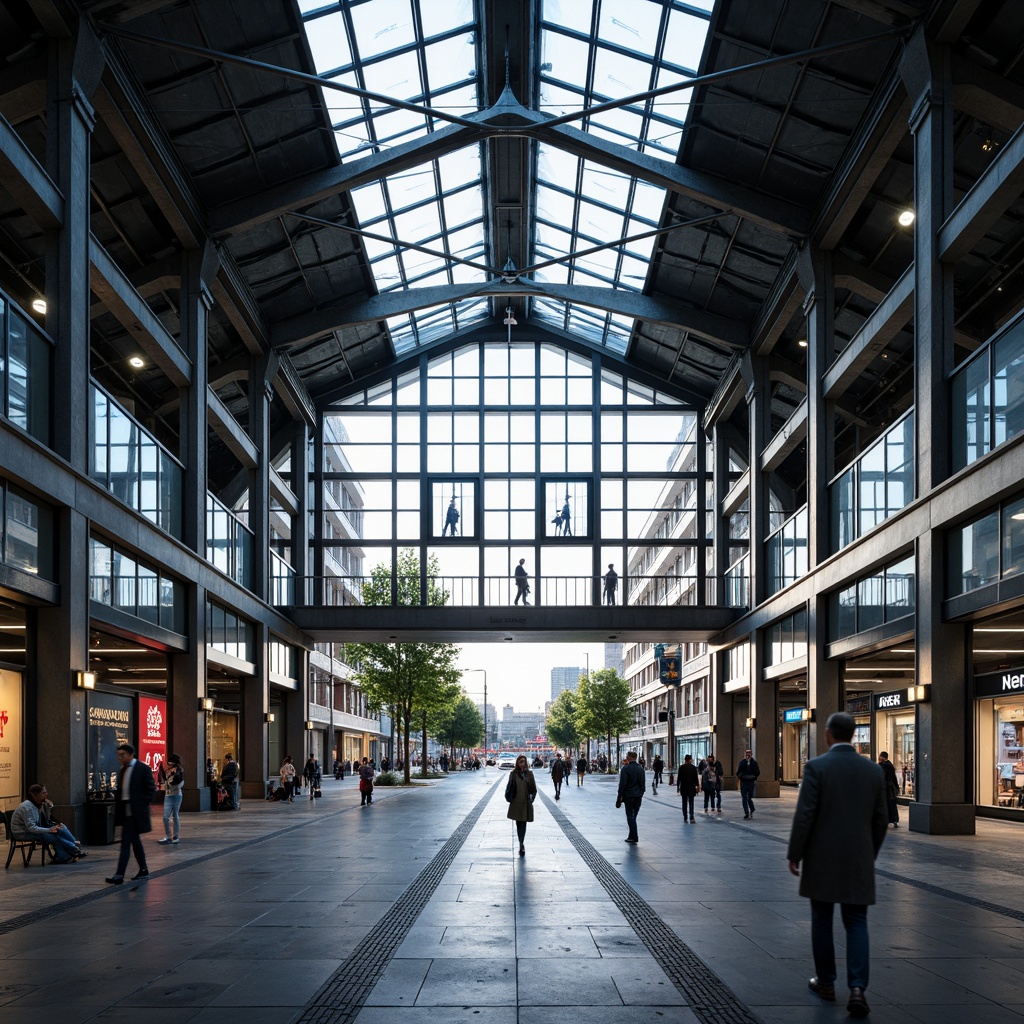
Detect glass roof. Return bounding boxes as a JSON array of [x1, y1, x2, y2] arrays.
[[534, 0, 713, 350], [299, 0, 715, 356]]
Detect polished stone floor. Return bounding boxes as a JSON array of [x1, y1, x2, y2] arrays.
[[2, 769, 1024, 1023]]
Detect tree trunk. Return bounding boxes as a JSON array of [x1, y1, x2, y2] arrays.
[[403, 707, 412, 784], [420, 714, 429, 778]]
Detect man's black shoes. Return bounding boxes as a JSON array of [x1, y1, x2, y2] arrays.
[[847, 987, 870, 1017], [808, 977, 836, 1001], [132, 869, 150, 880], [105, 875, 124, 885]]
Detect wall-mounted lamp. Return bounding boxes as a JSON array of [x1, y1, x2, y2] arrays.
[[709, 724, 717, 734], [199, 697, 214, 711], [32, 297, 47, 314], [305, 720, 315, 731], [897, 208, 915, 227], [264, 712, 275, 724], [907, 684, 931, 703], [745, 717, 756, 729], [77, 671, 96, 690]]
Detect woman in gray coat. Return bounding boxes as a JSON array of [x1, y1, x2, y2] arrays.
[[505, 754, 537, 856]]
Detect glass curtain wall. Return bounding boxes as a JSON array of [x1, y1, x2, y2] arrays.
[[318, 339, 710, 607]]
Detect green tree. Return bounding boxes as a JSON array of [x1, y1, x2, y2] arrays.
[[545, 687, 581, 753], [435, 694, 484, 760], [347, 548, 461, 783], [576, 668, 632, 772]]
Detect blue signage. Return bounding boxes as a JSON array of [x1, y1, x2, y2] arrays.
[[783, 708, 807, 724]]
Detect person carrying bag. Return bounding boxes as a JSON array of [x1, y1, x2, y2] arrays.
[[358, 757, 375, 806]]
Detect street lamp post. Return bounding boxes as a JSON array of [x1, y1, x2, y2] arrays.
[[464, 668, 488, 767]]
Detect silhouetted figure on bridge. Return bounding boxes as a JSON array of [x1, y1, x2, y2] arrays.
[[514, 558, 530, 605], [442, 497, 460, 536], [603, 563, 618, 605]]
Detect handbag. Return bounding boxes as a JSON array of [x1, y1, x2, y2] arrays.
[[504, 775, 516, 802], [313, 787, 322, 798]]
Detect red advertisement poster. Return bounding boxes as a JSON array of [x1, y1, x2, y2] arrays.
[[138, 695, 167, 781]]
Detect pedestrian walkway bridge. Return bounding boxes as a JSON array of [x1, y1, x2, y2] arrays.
[[279, 572, 741, 641], [3, 772, 1022, 1023]]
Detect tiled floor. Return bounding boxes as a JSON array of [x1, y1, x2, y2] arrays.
[[3, 771, 1024, 1023]]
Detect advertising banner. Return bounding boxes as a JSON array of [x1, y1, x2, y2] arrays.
[[87, 692, 134, 798], [0, 669, 23, 803], [139, 695, 167, 781]]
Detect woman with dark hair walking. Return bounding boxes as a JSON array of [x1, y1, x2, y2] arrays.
[[505, 754, 537, 856], [158, 753, 184, 844]]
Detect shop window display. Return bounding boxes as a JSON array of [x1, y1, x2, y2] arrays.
[[994, 710, 1024, 808]]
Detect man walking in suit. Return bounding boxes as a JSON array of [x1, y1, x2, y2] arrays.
[[736, 748, 760, 818], [616, 750, 646, 843], [787, 712, 888, 1018], [106, 742, 156, 885]]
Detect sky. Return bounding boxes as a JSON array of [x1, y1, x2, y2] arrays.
[[455, 641, 618, 714]]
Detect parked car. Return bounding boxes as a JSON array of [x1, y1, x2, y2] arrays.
[[497, 754, 518, 770]]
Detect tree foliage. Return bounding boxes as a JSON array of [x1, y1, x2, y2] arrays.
[[435, 694, 484, 755], [575, 668, 632, 771], [347, 549, 461, 783], [545, 687, 581, 752]]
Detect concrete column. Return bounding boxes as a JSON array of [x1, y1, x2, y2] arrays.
[[747, 357, 770, 607], [749, 628, 780, 797], [240, 620, 270, 801], [180, 245, 217, 554], [35, 508, 90, 836], [45, 33, 102, 472], [250, 354, 272, 601], [171, 582, 209, 811], [800, 248, 835, 570], [808, 591, 841, 758], [910, 532, 974, 834], [901, 32, 955, 495]]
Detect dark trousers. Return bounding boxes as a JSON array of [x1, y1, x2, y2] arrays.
[[811, 901, 869, 990], [115, 816, 147, 876], [681, 792, 695, 819], [886, 796, 899, 824], [623, 796, 642, 840], [740, 780, 756, 815], [553, 780, 561, 796], [516, 820, 527, 844]]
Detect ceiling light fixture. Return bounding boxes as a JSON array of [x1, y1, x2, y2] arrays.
[[897, 209, 915, 227], [797, 338, 808, 348], [129, 356, 145, 368], [32, 298, 47, 314]]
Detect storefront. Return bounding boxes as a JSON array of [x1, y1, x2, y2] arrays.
[[846, 694, 872, 757], [975, 668, 1024, 814], [872, 687, 928, 798], [780, 706, 812, 783]]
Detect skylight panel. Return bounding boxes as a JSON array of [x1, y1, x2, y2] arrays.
[[350, 0, 416, 60], [424, 33, 477, 88], [420, 0, 474, 37], [305, 10, 352, 74], [665, 7, 712, 72]]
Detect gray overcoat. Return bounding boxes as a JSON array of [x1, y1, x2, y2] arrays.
[[506, 769, 537, 823], [786, 743, 888, 905]]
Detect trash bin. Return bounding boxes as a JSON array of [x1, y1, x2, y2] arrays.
[[86, 801, 116, 845]]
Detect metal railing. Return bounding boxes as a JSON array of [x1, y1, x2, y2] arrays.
[[279, 573, 744, 609]]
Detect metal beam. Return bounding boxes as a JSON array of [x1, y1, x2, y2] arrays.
[[210, 120, 483, 235], [207, 387, 258, 469], [704, 353, 747, 430], [282, 602, 736, 643], [823, 266, 913, 399], [952, 54, 1024, 136], [88, 235, 191, 386], [0, 110, 63, 229], [270, 280, 749, 351], [938, 119, 1024, 263], [761, 397, 808, 472]]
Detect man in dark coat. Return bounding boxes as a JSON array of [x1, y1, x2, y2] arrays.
[[786, 712, 888, 1018], [736, 747, 761, 818], [106, 742, 156, 884], [616, 750, 646, 843], [676, 753, 699, 823], [878, 751, 900, 827], [550, 755, 568, 800]]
